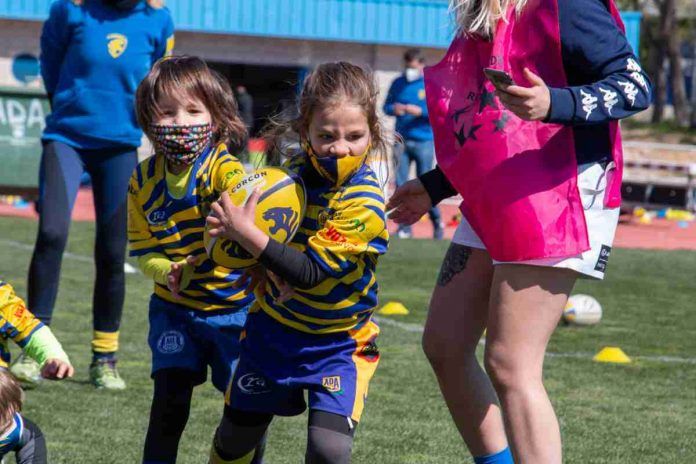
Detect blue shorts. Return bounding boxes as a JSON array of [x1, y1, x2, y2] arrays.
[[148, 295, 249, 392], [225, 310, 380, 422]]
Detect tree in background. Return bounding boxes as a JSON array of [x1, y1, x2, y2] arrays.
[[618, 0, 693, 127]]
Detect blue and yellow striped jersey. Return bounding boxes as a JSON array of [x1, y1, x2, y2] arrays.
[[128, 144, 253, 311], [256, 155, 389, 334], [0, 280, 44, 369]]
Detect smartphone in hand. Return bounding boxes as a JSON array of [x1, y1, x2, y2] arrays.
[[483, 68, 515, 91]]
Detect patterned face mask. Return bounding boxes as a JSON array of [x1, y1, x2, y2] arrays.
[[304, 141, 371, 187], [150, 123, 213, 167]]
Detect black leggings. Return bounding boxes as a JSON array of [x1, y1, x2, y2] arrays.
[[28, 141, 136, 350], [214, 408, 355, 464], [143, 369, 267, 464]]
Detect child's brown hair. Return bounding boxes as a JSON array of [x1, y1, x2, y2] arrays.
[[0, 370, 23, 427], [136, 55, 247, 153], [264, 62, 390, 172]]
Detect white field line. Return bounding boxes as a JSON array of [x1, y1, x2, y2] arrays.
[[0, 238, 139, 273], [373, 316, 696, 365], [1, 238, 693, 365]]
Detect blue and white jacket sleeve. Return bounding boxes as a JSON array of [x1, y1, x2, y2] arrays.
[[40, 0, 72, 96], [383, 80, 398, 116], [547, 0, 652, 125]]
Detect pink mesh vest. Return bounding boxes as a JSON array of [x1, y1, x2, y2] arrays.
[[425, 0, 624, 261]]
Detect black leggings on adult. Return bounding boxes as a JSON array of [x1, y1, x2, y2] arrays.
[[28, 141, 136, 356]]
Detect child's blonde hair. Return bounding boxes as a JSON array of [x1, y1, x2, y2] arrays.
[[136, 56, 247, 153], [0, 370, 23, 427], [450, 0, 528, 38], [263, 62, 390, 172]]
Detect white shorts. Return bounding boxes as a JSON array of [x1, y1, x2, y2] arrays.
[[452, 162, 619, 280]]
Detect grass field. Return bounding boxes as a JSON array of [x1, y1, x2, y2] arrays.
[[0, 216, 695, 463]]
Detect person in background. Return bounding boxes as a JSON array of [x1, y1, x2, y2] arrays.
[[383, 48, 444, 240], [15, 0, 174, 390], [236, 85, 255, 132]]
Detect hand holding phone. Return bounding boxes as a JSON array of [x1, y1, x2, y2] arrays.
[[483, 68, 515, 91]]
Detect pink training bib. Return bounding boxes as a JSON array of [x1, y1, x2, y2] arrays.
[[425, 0, 624, 261]]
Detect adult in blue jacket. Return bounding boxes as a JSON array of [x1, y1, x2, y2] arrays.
[[384, 48, 444, 240], [13, 0, 174, 390]]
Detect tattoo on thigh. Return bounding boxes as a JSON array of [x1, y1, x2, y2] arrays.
[[437, 244, 472, 287]]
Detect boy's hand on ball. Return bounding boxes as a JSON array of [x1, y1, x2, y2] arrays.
[[386, 178, 432, 225], [209, 189, 270, 258], [209, 189, 261, 242], [41, 358, 74, 380]]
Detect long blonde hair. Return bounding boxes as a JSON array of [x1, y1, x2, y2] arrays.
[[450, 0, 528, 38]]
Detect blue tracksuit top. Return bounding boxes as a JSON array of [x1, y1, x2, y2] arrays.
[[383, 75, 433, 142], [40, 0, 174, 150]]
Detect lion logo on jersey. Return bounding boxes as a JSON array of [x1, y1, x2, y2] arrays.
[[107, 33, 128, 58], [263, 207, 299, 239]]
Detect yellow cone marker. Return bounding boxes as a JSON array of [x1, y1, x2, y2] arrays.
[[593, 346, 631, 364], [378, 301, 409, 316]]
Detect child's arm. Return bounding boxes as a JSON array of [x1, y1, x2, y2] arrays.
[[0, 283, 72, 379], [207, 187, 388, 287], [128, 174, 197, 298]]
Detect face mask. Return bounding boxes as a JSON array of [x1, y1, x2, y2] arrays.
[[405, 67, 422, 82], [304, 141, 371, 186], [150, 123, 213, 167], [104, 0, 141, 10]]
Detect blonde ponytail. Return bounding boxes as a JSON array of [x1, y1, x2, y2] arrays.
[[450, 0, 528, 38]]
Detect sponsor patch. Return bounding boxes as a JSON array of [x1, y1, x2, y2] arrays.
[[322, 375, 343, 394], [594, 245, 612, 272], [237, 373, 272, 395]]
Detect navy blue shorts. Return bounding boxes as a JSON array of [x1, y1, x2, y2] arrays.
[[226, 310, 380, 422], [148, 295, 249, 392]]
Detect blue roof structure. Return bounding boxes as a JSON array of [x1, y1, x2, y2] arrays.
[[0, 0, 641, 51]]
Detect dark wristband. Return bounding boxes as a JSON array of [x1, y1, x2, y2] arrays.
[[419, 166, 458, 206]]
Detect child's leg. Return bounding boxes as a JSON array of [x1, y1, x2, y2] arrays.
[[305, 410, 355, 464], [210, 408, 273, 464], [143, 368, 196, 464], [15, 417, 47, 464]]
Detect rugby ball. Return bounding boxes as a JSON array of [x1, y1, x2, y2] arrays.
[[204, 167, 306, 269], [563, 294, 602, 326]]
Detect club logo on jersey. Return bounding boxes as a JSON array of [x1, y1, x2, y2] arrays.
[[147, 208, 168, 226], [107, 33, 128, 59], [594, 245, 612, 272], [322, 376, 343, 394], [418, 89, 426, 100], [263, 207, 299, 238], [157, 330, 184, 354], [317, 209, 331, 228], [237, 373, 271, 395]]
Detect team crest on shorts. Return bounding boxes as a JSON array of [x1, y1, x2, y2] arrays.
[[157, 330, 184, 354], [237, 373, 271, 395], [322, 376, 343, 394]]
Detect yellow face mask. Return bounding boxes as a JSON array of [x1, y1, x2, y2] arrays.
[[304, 141, 371, 187]]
